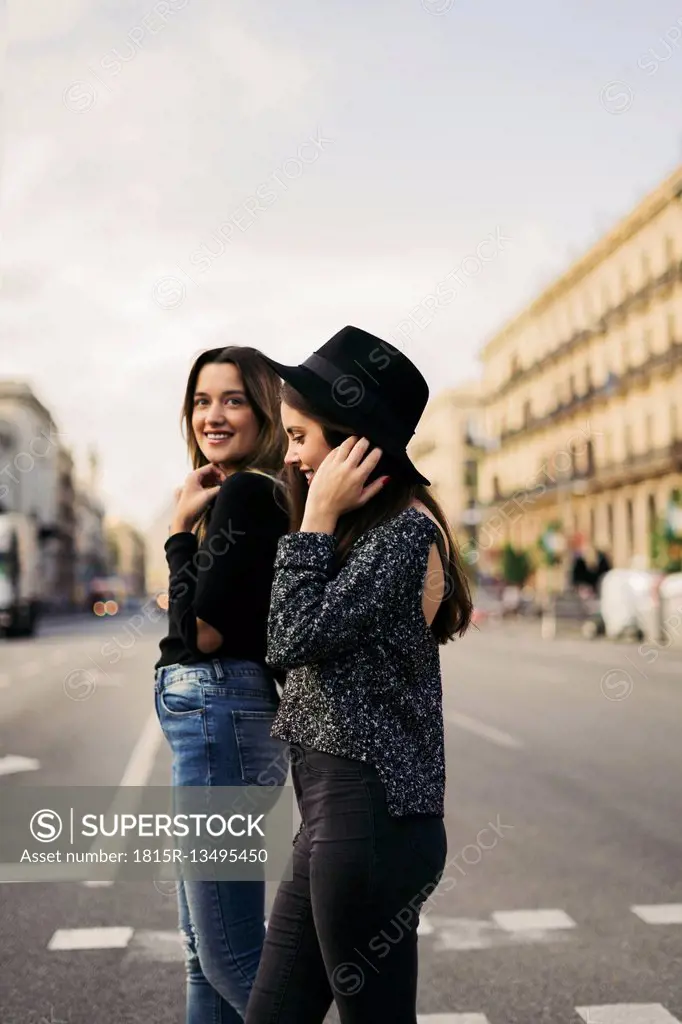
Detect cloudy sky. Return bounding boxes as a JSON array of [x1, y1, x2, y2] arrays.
[[3, 0, 682, 530]]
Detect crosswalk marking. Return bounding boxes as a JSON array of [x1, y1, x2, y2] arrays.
[[445, 711, 523, 749], [417, 1016, 489, 1023], [576, 1005, 681, 1023], [631, 904, 682, 925], [492, 908, 577, 932], [48, 927, 134, 951], [122, 929, 182, 964]]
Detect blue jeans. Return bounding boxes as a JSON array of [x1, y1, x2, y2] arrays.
[[154, 658, 288, 1024]]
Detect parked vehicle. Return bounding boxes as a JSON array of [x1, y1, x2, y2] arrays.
[[599, 568, 664, 641], [0, 513, 42, 637]]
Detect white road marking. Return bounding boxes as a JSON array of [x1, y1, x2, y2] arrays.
[[576, 1005, 681, 1023], [445, 712, 523, 749], [421, 914, 574, 952], [48, 926, 134, 951], [82, 880, 115, 888], [418, 1016, 489, 1023], [417, 916, 435, 936], [492, 908, 577, 932], [123, 929, 182, 963], [0, 754, 40, 777], [631, 903, 682, 924], [119, 712, 164, 788]]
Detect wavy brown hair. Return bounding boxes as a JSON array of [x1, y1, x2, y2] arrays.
[[281, 383, 472, 643], [181, 346, 287, 540]]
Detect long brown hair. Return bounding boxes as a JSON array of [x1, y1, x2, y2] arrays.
[[182, 346, 287, 540], [281, 383, 472, 643]]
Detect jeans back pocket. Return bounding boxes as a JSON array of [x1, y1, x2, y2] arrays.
[[232, 710, 288, 786]]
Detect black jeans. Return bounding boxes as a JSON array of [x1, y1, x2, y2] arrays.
[[245, 743, 447, 1023]]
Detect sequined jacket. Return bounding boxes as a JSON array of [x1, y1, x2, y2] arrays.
[[266, 506, 445, 817]]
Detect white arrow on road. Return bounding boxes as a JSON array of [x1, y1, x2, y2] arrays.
[[0, 755, 41, 777]]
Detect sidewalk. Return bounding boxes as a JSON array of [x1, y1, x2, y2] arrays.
[[482, 614, 682, 663]]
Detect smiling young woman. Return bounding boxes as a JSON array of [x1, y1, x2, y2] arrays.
[[154, 345, 290, 1024]]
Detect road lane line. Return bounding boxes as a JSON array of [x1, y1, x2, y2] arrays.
[[48, 926, 134, 950], [631, 904, 682, 924], [492, 909, 576, 932], [576, 1006, 681, 1023], [445, 712, 523, 749], [119, 711, 164, 788], [417, 1016, 489, 1023]]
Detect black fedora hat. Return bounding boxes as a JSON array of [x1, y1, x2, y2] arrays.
[[262, 325, 431, 486]]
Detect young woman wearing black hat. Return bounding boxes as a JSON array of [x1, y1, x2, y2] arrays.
[[154, 346, 290, 1024], [245, 327, 473, 1024]]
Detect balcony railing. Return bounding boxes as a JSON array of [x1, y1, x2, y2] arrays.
[[493, 258, 682, 399], [483, 441, 682, 507], [498, 341, 682, 445]]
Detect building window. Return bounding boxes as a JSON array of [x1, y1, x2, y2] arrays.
[[604, 432, 612, 463], [586, 439, 595, 475], [626, 499, 635, 556], [641, 251, 651, 283], [668, 311, 675, 345], [606, 503, 614, 546], [648, 494, 657, 540], [645, 414, 654, 450], [585, 364, 593, 392], [493, 475, 502, 500], [643, 329, 652, 358], [569, 374, 576, 399], [589, 507, 596, 542], [624, 424, 633, 458], [464, 459, 478, 489], [666, 235, 675, 267], [523, 399, 532, 426], [672, 404, 679, 442]]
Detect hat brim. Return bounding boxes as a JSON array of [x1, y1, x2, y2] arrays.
[[262, 355, 431, 487]]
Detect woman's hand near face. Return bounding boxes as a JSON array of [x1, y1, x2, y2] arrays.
[[171, 464, 227, 534], [301, 437, 388, 534]]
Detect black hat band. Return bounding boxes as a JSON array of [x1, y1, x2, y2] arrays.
[[301, 353, 415, 449]]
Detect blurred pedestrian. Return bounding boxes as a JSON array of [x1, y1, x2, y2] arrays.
[[245, 327, 473, 1024], [154, 346, 290, 1024], [593, 549, 612, 595]]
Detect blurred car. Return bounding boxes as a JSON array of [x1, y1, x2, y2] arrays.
[[599, 568, 664, 641]]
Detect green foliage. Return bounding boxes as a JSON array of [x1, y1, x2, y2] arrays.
[[502, 543, 532, 585], [650, 494, 682, 573]]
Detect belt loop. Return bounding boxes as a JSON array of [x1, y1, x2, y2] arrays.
[[212, 658, 224, 680]]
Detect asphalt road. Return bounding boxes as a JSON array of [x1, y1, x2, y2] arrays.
[[1, 612, 681, 1023]]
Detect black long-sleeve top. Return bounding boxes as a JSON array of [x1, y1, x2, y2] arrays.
[[266, 506, 445, 817], [155, 471, 289, 669]]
